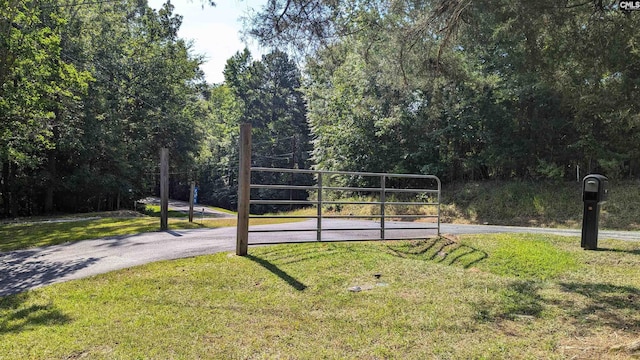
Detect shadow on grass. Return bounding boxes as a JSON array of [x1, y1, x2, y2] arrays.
[[557, 282, 640, 331], [246, 254, 307, 291], [385, 237, 488, 269], [473, 280, 545, 322], [0, 292, 72, 335], [472, 280, 640, 331]]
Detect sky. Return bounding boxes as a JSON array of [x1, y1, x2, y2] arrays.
[[146, 0, 267, 84]]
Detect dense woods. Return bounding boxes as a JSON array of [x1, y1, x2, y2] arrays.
[[1, 0, 207, 217], [251, 0, 640, 180], [1, 0, 639, 217]]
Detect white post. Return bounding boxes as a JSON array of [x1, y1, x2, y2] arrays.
[[577, 165, 580, 182]]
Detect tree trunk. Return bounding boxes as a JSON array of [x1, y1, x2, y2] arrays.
[[45, 104, 61, 213], [9, 162, 18, 217], [44, 151, 56, 213], [2, 160, 10, 216]]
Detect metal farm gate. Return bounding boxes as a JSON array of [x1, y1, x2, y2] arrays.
[[235, 124, 441, 255]]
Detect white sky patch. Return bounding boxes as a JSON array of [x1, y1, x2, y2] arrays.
[[147, 0, 266, 84]]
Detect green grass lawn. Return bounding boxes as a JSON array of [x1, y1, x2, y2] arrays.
[[0, 216, 294, 253], [142, 204, 190, 218], [2, 234, 640, 359], [142, 204, 237, 217]]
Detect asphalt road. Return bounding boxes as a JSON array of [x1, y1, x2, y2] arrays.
[[2, 219, 639, 297]]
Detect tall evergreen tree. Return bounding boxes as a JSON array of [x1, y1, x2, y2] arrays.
[[197, 49, 312, 211]]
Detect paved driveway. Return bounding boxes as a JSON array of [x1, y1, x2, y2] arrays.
[[1, 219, 639, 297]]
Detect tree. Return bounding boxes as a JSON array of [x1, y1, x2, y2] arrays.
[[0, 0, 90, 216], [196, 83, 243, 209], [54, 0, 206, 211], [0, 0, 206, 217], [197, 49, 312, 211], [249, 0, 640, 181]]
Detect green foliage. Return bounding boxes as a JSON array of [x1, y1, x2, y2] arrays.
[[0, 1, 62, 163], [197, 49, 313, 212], [438, 180, 640, 230], [0, 0, 206, 217], [6, 0, 640, 219], [250, 0, 640, 182]]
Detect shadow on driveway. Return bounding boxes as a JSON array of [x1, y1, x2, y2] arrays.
[[0, 250, 100, 297]]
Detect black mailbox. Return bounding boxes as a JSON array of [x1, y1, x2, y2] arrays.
[[581, 174, 608, 250], [582, 174, 608, 203]]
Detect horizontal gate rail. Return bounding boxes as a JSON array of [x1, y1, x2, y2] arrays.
[[250, 184, 318, 191], [248, 227, 440, 233], [246, 167, 440, 243], [251, 166, 440, 179], [250, 200, 319, 205]]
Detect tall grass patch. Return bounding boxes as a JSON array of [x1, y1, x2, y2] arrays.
[[441, 180, 640, 230], [441, 181, 582, 227]]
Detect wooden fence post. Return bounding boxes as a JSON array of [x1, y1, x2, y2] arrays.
[[236, 123, 251, 256], [160, 148, 169, 231], [189, 181, 195, 223]]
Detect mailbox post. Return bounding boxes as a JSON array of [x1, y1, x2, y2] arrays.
[[581, 174, 608, 250]]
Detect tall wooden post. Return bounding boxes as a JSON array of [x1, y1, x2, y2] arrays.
[[160, 148, 169, 231], [189, 181, 195, 223], [236, 123, 251, 256], [380, 175, 386, 240]]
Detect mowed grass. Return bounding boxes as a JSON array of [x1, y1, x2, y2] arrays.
[[142, 204, 190, 218], [2, 234, 640, 359], [143, 204, 237, 217], [0, 216, 294, 253]]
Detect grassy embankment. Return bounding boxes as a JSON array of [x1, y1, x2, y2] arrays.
[[440, 180, 640, 230], [308, 180, 640, 230], [2, 235, 640, 359]]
